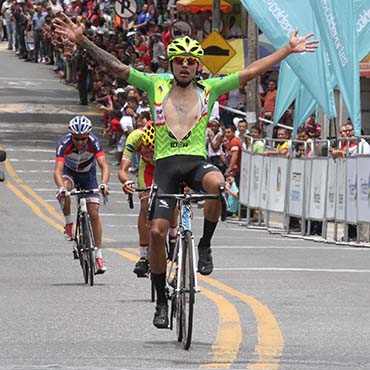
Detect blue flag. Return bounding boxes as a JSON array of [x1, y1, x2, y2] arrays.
[[273, 61, 299, 125], [310, 0, 361, 135], [240, 0, 336, 118], [356, 0, 370, 60]]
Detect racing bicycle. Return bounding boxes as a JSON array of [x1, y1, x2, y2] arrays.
[[65, 188, 106, 286], [148, 183, 228, 350]]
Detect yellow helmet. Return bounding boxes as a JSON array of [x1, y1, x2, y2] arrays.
[[142, 121, 155, 151], [167, 36, 204, 61]]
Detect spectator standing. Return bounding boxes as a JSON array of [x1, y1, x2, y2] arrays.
[[32, 5, 46, 63], [225, 175, 239, 218], [247, 125, 265, 154], [261, 79, 277, 138], [235, 118, 249, 151], [207, 118, 225, 172], [2, 0, 15, 50], [224, 126, 242, 185]]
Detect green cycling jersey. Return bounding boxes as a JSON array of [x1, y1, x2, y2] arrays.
[[128, 68, 240, 161]]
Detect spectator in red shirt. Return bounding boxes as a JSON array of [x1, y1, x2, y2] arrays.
[[261, 79, 277, 121], [224, 126, 242, 185], [160, 21, 172, 48]]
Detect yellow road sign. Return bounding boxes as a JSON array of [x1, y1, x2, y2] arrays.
[[201, 31, 236, 74]]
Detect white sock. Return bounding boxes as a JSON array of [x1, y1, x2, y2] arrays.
[[139, 246, 149, 258], [169, 226, 177, 238], [95, 248, 102, 259], [65, 215, 73, 225]]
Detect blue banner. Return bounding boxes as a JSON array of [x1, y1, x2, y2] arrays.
[[240, 0, 336, 118], [356, 0, 370, 60], [273, 61, 299, 125], [293, 86, 318, 138], [310, 0, 361, 135]]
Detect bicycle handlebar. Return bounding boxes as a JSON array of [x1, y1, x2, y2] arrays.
[[64, 188, 108, 205], [127, 187, 151, 209]]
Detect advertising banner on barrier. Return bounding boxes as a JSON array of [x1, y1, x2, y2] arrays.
[[357, 156, 370, 223], [304, 160, 312, 218], [287, 158, 305, 217], [308, 159, 328, 220], [260, 156, 270, 210], [335, 159, 346, 222], [267, 156, 288, 213], [346, 157, 358, 223], [326, 158, 336, 220], [239, 151, 251, 206], [249, 154, 264, 209]]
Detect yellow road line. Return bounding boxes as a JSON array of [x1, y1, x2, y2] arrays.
[[1, 145, 283, 367], [6, 180, 64, 232], [3, 156, 115, 242], [109, 247, 242, 368], [200, 286, 242, 369], [199, 276, 284, 370]]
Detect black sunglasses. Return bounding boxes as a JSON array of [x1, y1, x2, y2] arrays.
[[72, 136, 88, 142]]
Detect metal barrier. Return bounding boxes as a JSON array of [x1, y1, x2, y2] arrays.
[[238, 137, 370, 246]]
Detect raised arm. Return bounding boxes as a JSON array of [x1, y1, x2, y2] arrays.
[[239, 28, 318, 85], [53, 13, 130, 80]]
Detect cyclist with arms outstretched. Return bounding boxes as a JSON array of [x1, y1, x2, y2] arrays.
[[54, 115, 110, 274], [54, 14, 318, 327]]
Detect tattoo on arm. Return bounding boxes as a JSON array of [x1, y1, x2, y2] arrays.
[[80, 36, 130, 79]]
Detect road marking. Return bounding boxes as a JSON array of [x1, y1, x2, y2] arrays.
[[214, 267, 370, 273], [210, 245, 370, 251], [200, 287, 242, 369], [109, 248, 242, 368], [199, 276, 284, 370]]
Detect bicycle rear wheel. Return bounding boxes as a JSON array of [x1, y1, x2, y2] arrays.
[[82, 215, 95, 286], [179, 230, 195, 350]]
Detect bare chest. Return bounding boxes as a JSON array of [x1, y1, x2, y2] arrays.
[[163, 90, 201, 140]]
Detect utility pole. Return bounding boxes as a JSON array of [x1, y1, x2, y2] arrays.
[[245, 13, 259, 125], [212, 0, 221, 32]]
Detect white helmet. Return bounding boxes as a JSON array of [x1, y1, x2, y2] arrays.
[[68, 115, 92, 135]]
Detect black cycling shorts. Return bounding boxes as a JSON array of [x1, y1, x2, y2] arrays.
[[151, 155, 221, 221]]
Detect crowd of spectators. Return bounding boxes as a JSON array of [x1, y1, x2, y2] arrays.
[[2, 0, 368, 233]]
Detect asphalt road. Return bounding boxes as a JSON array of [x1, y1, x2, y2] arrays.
[[1, 41, 370, 370]]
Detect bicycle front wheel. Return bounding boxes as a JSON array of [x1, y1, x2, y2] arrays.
[[82, 215, 95, 286], [179, 230, 195, 350]]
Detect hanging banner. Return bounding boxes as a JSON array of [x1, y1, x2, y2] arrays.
[[273, 61, 299, 126], [310, 0, 361, 135], [292, 86, 318, 137], [240, 0, 336, 119], [356, 0, 370, 61]]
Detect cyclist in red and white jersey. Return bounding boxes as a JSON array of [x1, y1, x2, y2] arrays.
[[54, 115, 110, 274]]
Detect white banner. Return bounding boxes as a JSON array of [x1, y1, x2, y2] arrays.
[[308, 158, 328, 220], [239, 151, 251, 206], [326, 158, 337, 220], [267, 156, 288, 213], [260, 156, 270, 210], [335, 159, 346, 222], [346, 157, 358, 223], [357, 156, 370, 223], [287, 158, 305, 216], [304, 160, 312, 218], [249, 154, 264, 208]]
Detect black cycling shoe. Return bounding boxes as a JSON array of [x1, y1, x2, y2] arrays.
[[198, 246, 213, 275], [153, 303, 169, 329], [133, 257, 149, 277]]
